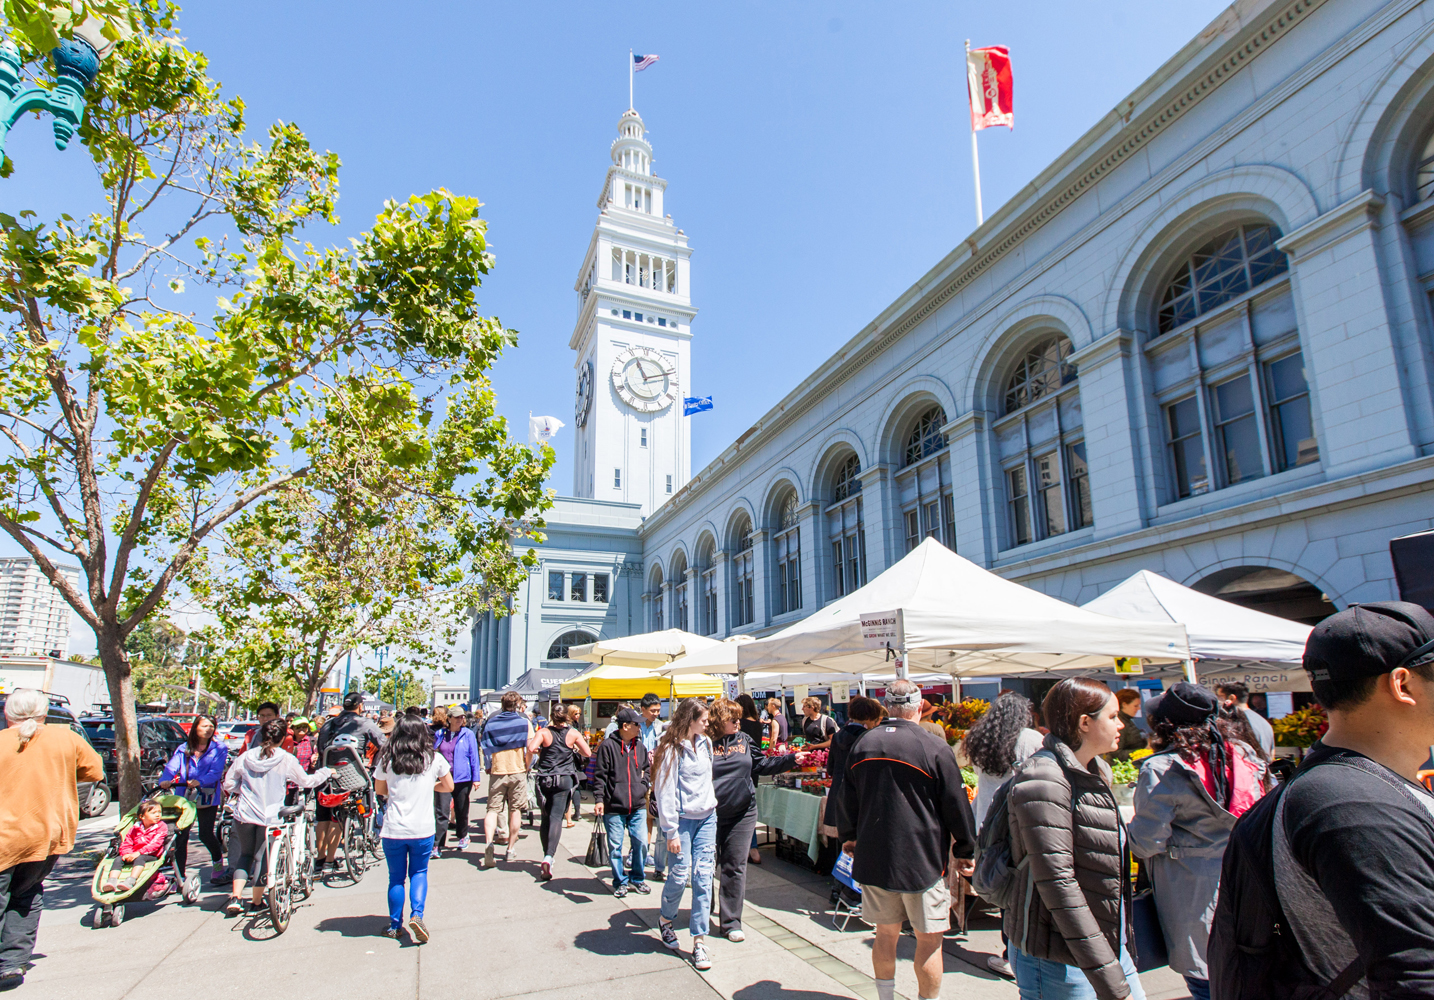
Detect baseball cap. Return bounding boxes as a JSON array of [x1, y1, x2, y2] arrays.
[[1145, 682, 1219, 727], [614, 707, 642, 727], [1303, 601, 1434, 684], [447, 704, 466, 718], [342, 692, 364, 711]]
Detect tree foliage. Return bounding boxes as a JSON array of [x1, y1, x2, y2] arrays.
[[0, 6, 553, 809]]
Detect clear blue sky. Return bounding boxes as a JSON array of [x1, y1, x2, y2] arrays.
[[3, 1, 1232, 661]]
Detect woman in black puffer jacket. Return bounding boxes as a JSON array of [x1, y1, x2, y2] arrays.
[[1004, 677, 1145, 1000]]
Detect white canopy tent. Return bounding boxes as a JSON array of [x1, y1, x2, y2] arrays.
[[1081, 570, 1313, 692], [737, 539, 1190, 678], [567, 628, 721, 667], [660, 635, 756, 676]]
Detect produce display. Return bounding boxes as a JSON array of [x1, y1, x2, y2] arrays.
[[1110, 758, 1139, 786], [1272, 703, 1328, 748], [930, 697, 991, 746]]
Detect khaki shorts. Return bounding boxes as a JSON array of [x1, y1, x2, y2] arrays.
[[861, 878, 951, 934], [486, 771, 529, 815]]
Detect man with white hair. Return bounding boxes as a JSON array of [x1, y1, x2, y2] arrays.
[[838, 679, 977, 1000], [0, 688, 104, 988]]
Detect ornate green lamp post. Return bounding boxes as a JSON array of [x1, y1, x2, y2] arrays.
[[0, 25, 109, 158]]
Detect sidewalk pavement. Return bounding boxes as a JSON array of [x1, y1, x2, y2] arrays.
[[19, 801, 1192, 1000]]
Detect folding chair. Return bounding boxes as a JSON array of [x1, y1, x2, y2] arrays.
[[829, 849, 865, 931]]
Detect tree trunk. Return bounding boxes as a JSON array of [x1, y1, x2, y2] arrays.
[[97, 628, 144, 814], [302, 632, 329, 716]]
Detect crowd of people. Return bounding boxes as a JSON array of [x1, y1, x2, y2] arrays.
[[1, 600, 1434, 998]]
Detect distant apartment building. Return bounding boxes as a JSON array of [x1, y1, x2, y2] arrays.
[[0, 558, 80, 658]]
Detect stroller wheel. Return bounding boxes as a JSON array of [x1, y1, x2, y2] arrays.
[[111, 904, 125, 926], [92, 905, 107, 929], [181, 873, 200, 904]]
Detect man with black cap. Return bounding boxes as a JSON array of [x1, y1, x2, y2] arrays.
[[592, 707, 650, 896], [838, 679, 977, 1000], [1252, 602, 1434, 998], [314, 691, 386, 872]]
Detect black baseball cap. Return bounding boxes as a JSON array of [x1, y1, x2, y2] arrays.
[[342, 692, 364, 711], [614, 707, 643, 727], [1146, 682, 1220, 726], [1303, 601, 1434, 684]]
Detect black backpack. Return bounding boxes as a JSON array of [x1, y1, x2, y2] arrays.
[[970, 771, 1024, 910], [1208, 759, 1363, 1000]]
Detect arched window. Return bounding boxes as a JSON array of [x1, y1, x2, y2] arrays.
[[774, 491, 801, 615], [1156, 223, 1288, 335], [547, 630, 594, 660], [730, 513, 754, 628], [827, 454, 866, 598], [1416, 131, 1434, 202], [897, 405, 955, 554], [650, 567, 664, 631], [994, 334, 1090, 549], [696, 538, 717, 636], [670, 552, 689, 632], [833, 454, 862, 502], [903, 406, 947, 466], [1004, 337, 1076, 414]]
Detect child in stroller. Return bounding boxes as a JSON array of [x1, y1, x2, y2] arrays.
[[102, 798, 167, 896]]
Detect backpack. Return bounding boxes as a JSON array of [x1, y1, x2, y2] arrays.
[[1208, 760, 1364, 1000], [970, 771, 1024, 909]]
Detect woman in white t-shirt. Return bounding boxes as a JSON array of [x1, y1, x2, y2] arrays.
[[374, 714, 453, 943]]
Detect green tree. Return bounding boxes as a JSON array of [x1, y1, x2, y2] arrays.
[[364, 666, 428, 712], [0, 9, 551, 810], [124, 614, 186, 702]]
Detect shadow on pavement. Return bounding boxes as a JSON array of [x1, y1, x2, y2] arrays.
[[572, 911, 671, 956], [734, 982, 855, 1000], [315, 914, 394, 940], [538, 877, 595, 904]]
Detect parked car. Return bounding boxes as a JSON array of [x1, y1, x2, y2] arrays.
[[166, 712, 204, 734], [81, 715, 188, 794], [0, 693, 110, 817], [217, 720, 258, 754]]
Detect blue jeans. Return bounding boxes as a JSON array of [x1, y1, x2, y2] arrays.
[[603, 810, 647, 887], [1183, 978, 1210, 1000], [660, 812, 717, 937], [381, 836, 433, 929], [1008, 944, 1146, 1000]]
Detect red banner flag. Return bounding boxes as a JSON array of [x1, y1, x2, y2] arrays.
[[966, 45, 1013, 131]]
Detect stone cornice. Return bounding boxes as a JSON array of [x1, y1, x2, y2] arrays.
[[1069, 329, 1135, 371], [942, 412, 986, 442], [1275, 188, 1385, 261]]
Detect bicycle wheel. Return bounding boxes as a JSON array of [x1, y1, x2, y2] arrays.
[[366, 807, 383, 860], [298, 821, 316, 899], [343, 813, 365, 880], [269, 835, 293, 933]]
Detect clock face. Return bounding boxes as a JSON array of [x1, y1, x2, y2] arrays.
[[611, 346, 679, 413], [575, 360, 594, 427]]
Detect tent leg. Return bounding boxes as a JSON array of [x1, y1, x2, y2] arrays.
[[897, 647, 908, 681], [1182, 659, 1197, 684]]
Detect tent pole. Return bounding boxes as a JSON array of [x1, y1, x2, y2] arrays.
[[1182, 659, 1197, 683], [897, 646, 909, 680]]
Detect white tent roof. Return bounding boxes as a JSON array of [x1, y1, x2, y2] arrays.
[[737, 539, 1189, 676], [1080, 570, 1311, 665], [567, 629, 721, 667], [661, 636, 755, 676]]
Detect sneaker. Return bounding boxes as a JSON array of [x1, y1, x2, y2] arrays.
[[408, 917, 430, 944], [209, 867, 231, 884], [630, 880, 651, 895], [691, 940, 712, 970], [224, 897, 243, 917], [100, 880, 117, 894], [987, 955, 1014, 978], [0, 969, 24, 992], [726, 928, 745, 943], [483, 843, 495, 869], [613, 883, 629, 899], [659, 919, 679, 950], [382, 927, 401, 939], [539, 861, 552, 882], [504, 845, 518, 863], [456, 836, 470, 851]]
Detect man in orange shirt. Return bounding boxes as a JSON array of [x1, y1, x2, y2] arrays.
[[0, 689, 104, 988]]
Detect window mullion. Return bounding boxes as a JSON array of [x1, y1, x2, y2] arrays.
[[1241, 303, 1275, 478], [1188, 334, 1218, 492]]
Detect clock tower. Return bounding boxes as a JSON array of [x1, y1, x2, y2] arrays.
[[570, 108, 695, 515]]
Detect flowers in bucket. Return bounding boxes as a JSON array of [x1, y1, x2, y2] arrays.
[[1273, 703, 1328, 748], [935, 698, 989, 745]]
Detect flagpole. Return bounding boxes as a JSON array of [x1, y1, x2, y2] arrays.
[[629, 49, 634, 109], [965, 39, 984, 227]]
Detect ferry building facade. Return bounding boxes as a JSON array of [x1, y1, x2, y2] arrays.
[[471, 0, 1434, 691]]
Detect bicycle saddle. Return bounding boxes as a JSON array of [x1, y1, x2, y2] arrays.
[[277, 804, 305, 819]]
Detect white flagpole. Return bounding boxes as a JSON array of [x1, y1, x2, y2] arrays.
[[629, 49, 634, 109], [966, 39, 984, 227]]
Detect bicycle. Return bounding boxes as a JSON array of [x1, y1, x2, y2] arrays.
[[262, 790, 317, 934]]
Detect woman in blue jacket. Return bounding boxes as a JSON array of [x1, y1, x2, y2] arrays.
[[434, 706, 482, 852], [158, 713, 229, 882]]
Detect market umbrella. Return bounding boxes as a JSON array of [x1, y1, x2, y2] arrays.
[[558, 664, 722, 700], [738, 538, 1190, 677], [567, 628, 722, 667], [660, 635, 756, 676]]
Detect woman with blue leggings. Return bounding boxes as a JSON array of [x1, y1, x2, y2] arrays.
[[373, 714, 454, 943]]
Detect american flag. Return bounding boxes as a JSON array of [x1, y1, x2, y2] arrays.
[[633, 53, 660, 72]]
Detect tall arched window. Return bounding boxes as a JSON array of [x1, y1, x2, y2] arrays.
[[1148, 219, 1316, 502], [730, 513, 754, 628], [670, 551, 689, 632], [827, 454, 866, 598], [1416, 131, 1434, 202], [897, 405, 955, 553], [547, 630, 594, 660], [1155, 223, 1288, 335], [696, 538, 717, 636], [650, 567, 664, 631], [994, 334, 1089, 548], [773, 491, 801, 615]]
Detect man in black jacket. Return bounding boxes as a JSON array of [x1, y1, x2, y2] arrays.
[[593, 708, 651, 897], [839, 679, 977, 1000]]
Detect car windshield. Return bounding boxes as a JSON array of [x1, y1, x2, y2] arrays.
[[82, 721, 115, 739]]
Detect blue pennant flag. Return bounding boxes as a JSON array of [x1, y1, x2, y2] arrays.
[[683, 395, 713, 416]]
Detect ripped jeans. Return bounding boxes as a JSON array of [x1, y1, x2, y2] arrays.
[[659, 811, 717, 937]]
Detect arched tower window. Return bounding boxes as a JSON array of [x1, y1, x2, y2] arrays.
[[547, 630, 594, 660], [696, 538, 717, 636], [773, 491, 802, 616], [826, 454, 866, 598], [993, 334, 1089, 549], [670, 552, 689, 632], [1155, 223, 1288, 335], [730, 513, 754, 628], [1148, 219, 1317, 503], [896, 405, 955, 554]]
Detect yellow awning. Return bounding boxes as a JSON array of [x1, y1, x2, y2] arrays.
[[559, 664, 723, 700]]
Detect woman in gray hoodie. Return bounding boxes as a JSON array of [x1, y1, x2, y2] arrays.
[[653, 698, 717, 971]]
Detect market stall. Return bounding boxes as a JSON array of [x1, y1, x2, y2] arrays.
[[567, 628, 721, 667], [557, 664, 724, 700]]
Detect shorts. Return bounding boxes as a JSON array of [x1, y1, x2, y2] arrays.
[[486, 772, 529, 815], [861, 878, 951, 934], [315, 802, 335, 823]]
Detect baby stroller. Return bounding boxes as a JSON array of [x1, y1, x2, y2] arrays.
[[90, 794, 202, 927]]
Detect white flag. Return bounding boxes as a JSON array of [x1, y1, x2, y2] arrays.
[[529, 414, 565, 444]]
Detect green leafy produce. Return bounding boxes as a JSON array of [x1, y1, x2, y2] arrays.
[[1110, 758, 1139, 785], [961, 766, 977, 788]]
